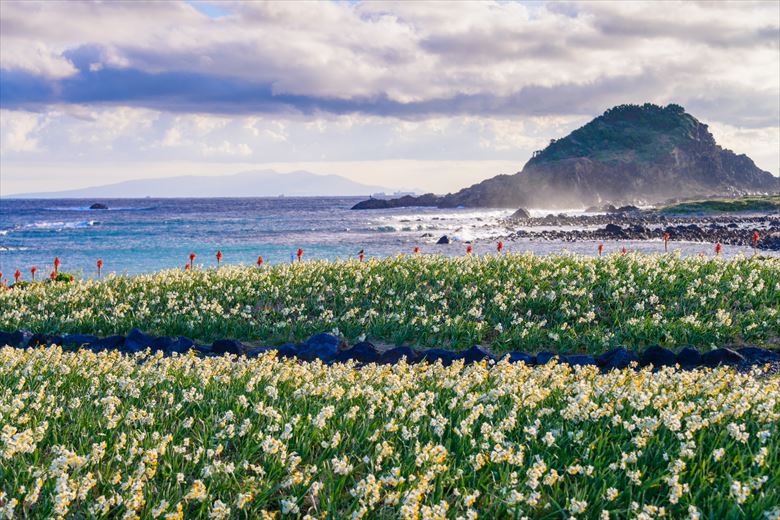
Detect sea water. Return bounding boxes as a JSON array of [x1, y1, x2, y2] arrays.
[[0, 197, 771, 277]]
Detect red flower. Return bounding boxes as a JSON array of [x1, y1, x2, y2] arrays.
[[216, 250, 223, 264], [14, 270, 21, 282], [50, 270, 57, 280], [497, 241, 504, 253], [752, 231, 760, 246], [31, 266, 37, 281], [257, 256, 264, 267], [413, 246, 421, 254], [184, 264, 191, 271], [466, 245, 473, 255], [598, 243, 604, 256], [97, 259, 103, 278], [621, 247, 627, 255], [359, 253, 365, 262], [53, 256, 61, 273], [296, 248, 304, 261], [715, 242, 722, 255], [188, 252, 196, 269]]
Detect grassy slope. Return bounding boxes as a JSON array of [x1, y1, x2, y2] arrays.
[[2, 254, 779, 353], [659, 195, 780, 215]]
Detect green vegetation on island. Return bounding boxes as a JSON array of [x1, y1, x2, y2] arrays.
[[659, 196, 780, 215]]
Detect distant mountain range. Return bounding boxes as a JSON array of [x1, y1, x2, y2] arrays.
[[7, 170, 393, 198], [354, 103, 779, 210]]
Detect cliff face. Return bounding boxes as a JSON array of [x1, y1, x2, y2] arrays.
[[353, 104, 779, 210]]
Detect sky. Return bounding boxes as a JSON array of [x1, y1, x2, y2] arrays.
[[1, 0, 779, 195]]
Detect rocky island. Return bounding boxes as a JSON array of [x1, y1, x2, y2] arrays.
[[352, 103, 779, 210]]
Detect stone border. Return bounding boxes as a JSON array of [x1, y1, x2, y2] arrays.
[[1, 329, 778, 371]]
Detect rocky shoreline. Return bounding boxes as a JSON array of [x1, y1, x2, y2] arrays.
[[3, 329, 778, 373], [500, 209, 780, 251]]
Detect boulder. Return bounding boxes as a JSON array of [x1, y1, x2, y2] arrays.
[[455, 345, 494, 364], [89, 203, 109, 210], [334, 341, 382, 363], [211, 339, 244, 355], [510, 207, 531, 219], [604, 223, 624, 235], [536, 351, 559, 365], [676, 347, 701, 368], [640, 345, 677, 368], [28, 333, 64, 347], [701, 348, 745, 367], [504, 351, 535, 364], [596, 347, 639, 370], [614, 205, 640, 213], [737, 347, 780, 365], [419, 348, 457, 366], [0, 330, 31, 348], [381, 346, 420, 364], [62, 334, 99, 347], [297, 333, 342, 362], [124, 328, 155, 352], [436, 235, 452, 244], [564, 354, 597, 367], [165, 336, 195, 355], [90, 335, 125, 351], [245, 346, 272, 358]]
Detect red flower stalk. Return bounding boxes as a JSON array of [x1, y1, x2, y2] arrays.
[[14, 270, 21, 282], [752, 231, 760, 248], [189, 252, 196, 269], [257, 256, 264, 267], [31, 266, 37, 281], [621, 247, 627, 255], [466, 245, 473, 255], [97, 259, 103, 278], [50, 270, 57, 281], [497, 241, 504, 253], [296, 248, 304, 261], [715, 242, 722, 255], [413, 246, 421, 255], [184, 264, 191, 271], [216, 250, 223, 265], [359, 253, 365, 262], [598, 243, 604, 256], [663, 232, 670, 252], [53, 256, 61, 274]]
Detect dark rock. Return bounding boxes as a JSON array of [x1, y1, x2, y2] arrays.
[[505, 351, 535, 364], [62, 334, 99, 347], [89, 203, 109, 210], [455, 345, 494, 364], [436, 235, 452, 244], [245, 346, 272, 358], [615, 205, 641, 213], [192, 344, 212, 355], [604, 223, 624, 235], [296, 333, 343, 362], [275, 343, 300, 358], [510, 207, 531, 219], [125, 328, 155, 352], [701, 348, 745, 367], [0, 330, 31, 348], [536, 351, 559, 365], [676, 347, 701, 368], [737, 347, 780, 364], [564, 354, 597, 367], [334, 341, 382, 363], [28, 333, 65, 347], [381, 346, 420, 364], [91, 335, 125, 350], [640, 345, 677, 367], [419, 348, 456, 366], [211, 339, 244, 355], [150, 336, 176, 351], [596, 347, 639, 370], [165, 337, 195, 354], [351, 193, 441, 210]]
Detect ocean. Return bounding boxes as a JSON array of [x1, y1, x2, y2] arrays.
[[0, 197, 769, 277]]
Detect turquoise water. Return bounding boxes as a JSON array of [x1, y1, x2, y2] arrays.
[[0, 197, 769, 278]]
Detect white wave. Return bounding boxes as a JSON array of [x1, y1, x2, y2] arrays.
[[26, 220, 99, 230], [43, 206, 152, 211]]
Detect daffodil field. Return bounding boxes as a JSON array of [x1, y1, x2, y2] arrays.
[[1, 254, 779, 353], [1, 347, 779, 519]]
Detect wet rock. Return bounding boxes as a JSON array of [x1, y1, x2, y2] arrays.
[[676, 347, 701, 368], [701, 348, 745, 367], [165, 336, 195, 354], [62, 334, 99, 347], [245, 346, 272, 358], [419, 348, 456, 366], [505, 351, 535, 364], [510, 207, 531, 219], [0, 330, 31, 348], [614, 205, 640, 213], [381, 346, 420, 364], [564, 354, 597, 367], [536, 351, 559, 365], [596, 347, 638, 370], [91, 335, 125, 350], [89, 203, 109, 210], [334, 341, 382, 363], [604, 223, 624, 235], [211, 339, 244, 355], [456, 345, 494, 364], [640, 345, 677, 367], [275, 344, 300, 358], [436, 235, 452, 244], [737, 347, 780, 365], [125, 328, 155, 352], [28, 333, 65, 347]]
